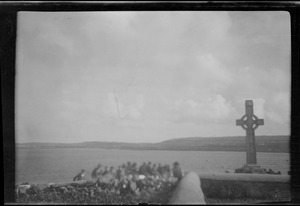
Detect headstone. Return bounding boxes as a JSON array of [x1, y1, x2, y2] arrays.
[[236, 100, 264, 166]]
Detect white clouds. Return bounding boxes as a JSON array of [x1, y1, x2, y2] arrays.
[[273, 92, 290, 107], [170, 94, 235, 124], [200, 12, 232, 41], [266, 111, 286, 125], [84, 12, 137, 43], [16, 11, 291, 143], [266, 92, 290, 125], [235, 93, 290, 126], [196, 54, 233, 84], [39, 23, 75, 56], [252, 98, 266, 118], [102, 93, 120, 118], [252, 35, 274, 45], [102, 93, 145, 120], [209, 95, 235, 120]]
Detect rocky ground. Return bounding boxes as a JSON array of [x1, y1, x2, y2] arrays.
[[15, 179, 176, 204]]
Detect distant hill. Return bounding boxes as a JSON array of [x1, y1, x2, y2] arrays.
[[16, 135, 290, 153]]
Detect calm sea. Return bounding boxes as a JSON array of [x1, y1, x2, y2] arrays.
[[16, 148, 290, 184]]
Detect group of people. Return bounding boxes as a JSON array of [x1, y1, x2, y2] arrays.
[[73, 161, 184, 195]]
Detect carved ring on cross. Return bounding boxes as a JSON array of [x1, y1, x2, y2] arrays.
[[238, 114, 261, 131]]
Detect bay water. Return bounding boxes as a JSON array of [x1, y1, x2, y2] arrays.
[[16, 148, 290, 184]]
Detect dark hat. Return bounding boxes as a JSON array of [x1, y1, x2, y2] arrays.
[[173, 161, 179, 165]]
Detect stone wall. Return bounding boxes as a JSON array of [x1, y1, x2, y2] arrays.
[[168, 173, 290, 204], [200, 173, 290, 201]]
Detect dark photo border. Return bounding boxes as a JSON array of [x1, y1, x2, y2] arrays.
[[1, 1, 299, 204]]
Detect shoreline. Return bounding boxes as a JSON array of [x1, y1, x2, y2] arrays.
[[16, 146, 290, 154]]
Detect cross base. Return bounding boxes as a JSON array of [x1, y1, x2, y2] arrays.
[[235, 164, 266, 174], [244, 164, 260, 168]]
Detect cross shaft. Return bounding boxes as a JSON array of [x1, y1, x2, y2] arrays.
[[236, 100, 264, 165]]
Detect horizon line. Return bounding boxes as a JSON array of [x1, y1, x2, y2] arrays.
[[16, 134, 290, 145]]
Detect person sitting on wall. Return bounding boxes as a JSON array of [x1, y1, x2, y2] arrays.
[[172, 161, 183, 181], [91, 164, 102, 179], [131, 162, 138, 175], [146, 161, 152, 176], [126, 161, 132, 175], [73, 169, 86, 181], [138, 162, 147, 176], [116, 166, 122, 180], [151, 163, 159, 177], [102, 166, 109, 176], [162, 164, 171, 179], [157, 163, 163, 176], [109, 166, 115, 175]]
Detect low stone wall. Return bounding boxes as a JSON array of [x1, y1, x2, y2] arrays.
[[168, 173, 291, 204], [200, 173, 291, 203]]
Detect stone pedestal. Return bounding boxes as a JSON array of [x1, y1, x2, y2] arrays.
[[246, 165, 266, 174], [200, 173, 291, 201], [235, 165, 266, 174]]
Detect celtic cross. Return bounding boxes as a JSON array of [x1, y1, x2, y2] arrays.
[[236, 100, 264, 165]]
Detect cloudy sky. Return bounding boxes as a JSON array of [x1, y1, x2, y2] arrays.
[[16, 11, 290, 143]]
